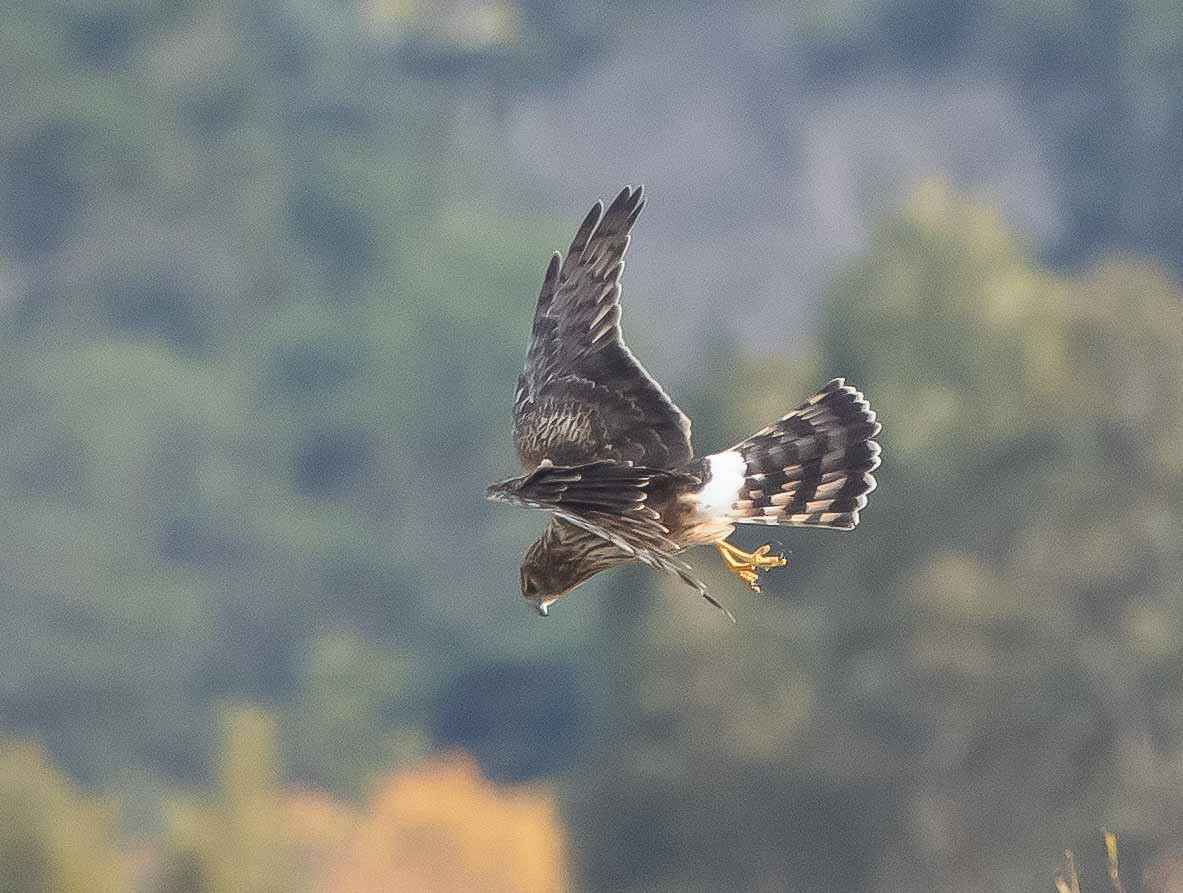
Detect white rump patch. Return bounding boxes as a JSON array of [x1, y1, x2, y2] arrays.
[[696, 450, 747, 518]]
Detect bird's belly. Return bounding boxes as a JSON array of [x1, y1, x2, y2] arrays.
[[669, 495, 736, 547]]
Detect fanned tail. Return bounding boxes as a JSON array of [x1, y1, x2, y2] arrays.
[[723, 379, 881, 530]]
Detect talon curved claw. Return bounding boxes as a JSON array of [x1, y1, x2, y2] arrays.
[[715, 540, 789, 592]]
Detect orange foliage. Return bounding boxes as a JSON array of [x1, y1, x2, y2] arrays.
[[325, 754, 568, 893], [285, 788, 361, 887], [1, 710, 569, 893]]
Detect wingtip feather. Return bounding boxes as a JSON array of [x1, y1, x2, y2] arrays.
[[569, 201, 604, 257]]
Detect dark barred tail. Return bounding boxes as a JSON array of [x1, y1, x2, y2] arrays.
[[728, 379, 881, 530]]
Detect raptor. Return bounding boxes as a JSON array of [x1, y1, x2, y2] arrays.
[[487, 186, 881, 620]]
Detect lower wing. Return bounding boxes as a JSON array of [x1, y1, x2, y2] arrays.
[[487, 459, 733, 621]]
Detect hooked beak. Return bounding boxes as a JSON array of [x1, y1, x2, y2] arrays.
[[533, 597, 560, 617]]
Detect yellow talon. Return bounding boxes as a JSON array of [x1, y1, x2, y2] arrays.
[[715, 540, 788, 592]]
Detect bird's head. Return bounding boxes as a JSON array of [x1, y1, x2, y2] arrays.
[[520, 565, 561, 616], [519, 525, 605, 616]]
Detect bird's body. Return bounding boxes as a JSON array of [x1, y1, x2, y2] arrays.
[[488, 186, 881, 619]]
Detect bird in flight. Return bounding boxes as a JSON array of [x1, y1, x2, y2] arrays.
[[487, 186, 881, 621]]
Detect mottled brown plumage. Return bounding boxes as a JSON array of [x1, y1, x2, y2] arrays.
[[488, 186, 882, 620], [512, 186, 692, 470]]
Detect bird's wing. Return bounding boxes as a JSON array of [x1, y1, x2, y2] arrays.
[[513, 186, 694, 470], [487, 460, 733, 621]]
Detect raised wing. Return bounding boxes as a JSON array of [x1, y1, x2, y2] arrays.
[[512, 186, 694, 470]]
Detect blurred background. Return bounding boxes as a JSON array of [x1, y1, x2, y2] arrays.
[[2, 1, 1182, 890]]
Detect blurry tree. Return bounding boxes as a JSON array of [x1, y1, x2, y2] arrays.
[[794, 0, 1183, 274], [148, 705, 567, 891], [155, 706, 292, 893], [284, 788, 360, 893], [0, 0, 568, 790], [822, 180, 1183, 889], [569, 181, 1183, 892], [286, 629, 429, 796], [0, 739, 126, 892], [328, 753, 567, 893]]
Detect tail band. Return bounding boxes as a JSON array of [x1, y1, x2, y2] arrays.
[[727, 379, 881, 531]]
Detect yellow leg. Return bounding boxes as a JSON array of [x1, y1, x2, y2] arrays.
[[715, 540, 788, 593]]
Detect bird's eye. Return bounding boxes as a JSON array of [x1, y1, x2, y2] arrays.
[[521, 572, 537, 596]]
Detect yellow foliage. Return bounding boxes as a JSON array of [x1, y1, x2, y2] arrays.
[[156, 705, 292, 893], [0, 739, 126, 892], [151, 706, 568, 893], [328, 754, 567, 893], [285, 789, 360, 889]]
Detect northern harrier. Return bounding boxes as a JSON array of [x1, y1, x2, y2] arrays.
[[487, 186, 881, 620]]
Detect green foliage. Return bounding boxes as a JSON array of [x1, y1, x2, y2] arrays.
[[569, 180, 1183, 891], [0, 0, 567, 791], [287, 630, 429, 795]]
